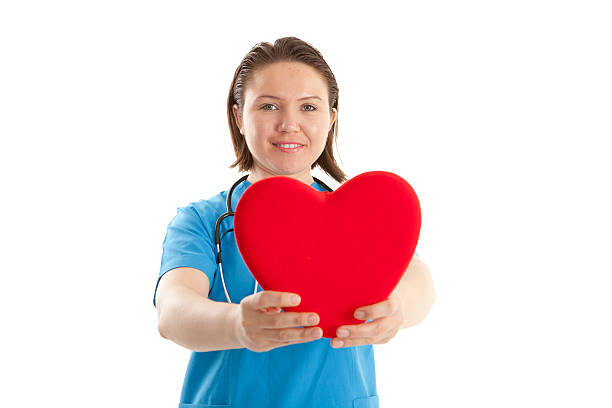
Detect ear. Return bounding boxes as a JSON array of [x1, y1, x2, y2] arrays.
[[329, 107, 337, 132], [232, 104, 243, 134]]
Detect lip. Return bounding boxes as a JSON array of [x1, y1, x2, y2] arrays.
[[272, 142, 305, 153], [271, 141, 306, 145]]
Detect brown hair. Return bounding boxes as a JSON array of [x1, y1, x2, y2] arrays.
[[226, 36, 347, 184]]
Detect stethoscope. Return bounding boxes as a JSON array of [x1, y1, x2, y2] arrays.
[[214, 174, 334, 303]]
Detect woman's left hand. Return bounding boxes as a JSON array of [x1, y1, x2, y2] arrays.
[[331, 292, 406, 348]]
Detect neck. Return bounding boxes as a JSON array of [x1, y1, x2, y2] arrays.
[[247, 168, 314, 186]]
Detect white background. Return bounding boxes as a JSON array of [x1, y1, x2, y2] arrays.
[[1, 1, 610, 407]]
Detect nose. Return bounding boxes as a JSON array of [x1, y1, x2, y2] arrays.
[[278, 109, 300, 133]]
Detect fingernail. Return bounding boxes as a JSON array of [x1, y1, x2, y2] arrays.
[[355, 311, 365, 319], [291, 295, 300, 305], [334, 340, 344, 347], [338, 329, 349, 338], [311, 328, 321, 338], [308, 315, 317, 325]]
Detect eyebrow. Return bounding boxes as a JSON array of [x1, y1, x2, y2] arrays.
[[255, 95, 322, 101]]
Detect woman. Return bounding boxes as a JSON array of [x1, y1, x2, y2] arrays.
[[154, 36, 435, 408]]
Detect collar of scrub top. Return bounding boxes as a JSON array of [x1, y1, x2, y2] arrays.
[[213, 174, 334, 303]]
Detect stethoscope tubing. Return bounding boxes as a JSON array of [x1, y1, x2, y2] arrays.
[[214, 174, 333, 303]]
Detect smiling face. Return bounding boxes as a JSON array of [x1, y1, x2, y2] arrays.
[[232, 61, 337, 185]]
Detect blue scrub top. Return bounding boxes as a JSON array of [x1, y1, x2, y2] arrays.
[[154, 178, 381, 408]]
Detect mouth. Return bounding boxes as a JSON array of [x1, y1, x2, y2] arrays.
[[272, 142, 305, 153]]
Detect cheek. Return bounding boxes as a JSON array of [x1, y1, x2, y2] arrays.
[[310, 123, 329, 147], [249, 119, 276, 140]]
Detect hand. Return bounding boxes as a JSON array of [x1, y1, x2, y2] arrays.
[[331, 293, 405, 348], [234, 291, 323, 352]]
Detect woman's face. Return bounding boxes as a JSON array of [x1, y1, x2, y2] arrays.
[[232, 61, 337, 184]]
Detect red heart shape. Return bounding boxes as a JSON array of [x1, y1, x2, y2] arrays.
[[234, 171, 421, 338]]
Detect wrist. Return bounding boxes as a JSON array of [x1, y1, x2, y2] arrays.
[[230, 303, 246, 349], [389, 290, 408, 328]]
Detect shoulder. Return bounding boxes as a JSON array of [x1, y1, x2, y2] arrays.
[[171, 189, 229, 228]]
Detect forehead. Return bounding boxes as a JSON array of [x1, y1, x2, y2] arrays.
[[246, 61, 328, 100]]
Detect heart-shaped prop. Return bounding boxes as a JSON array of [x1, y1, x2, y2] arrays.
[[234, 171, 421, 338]]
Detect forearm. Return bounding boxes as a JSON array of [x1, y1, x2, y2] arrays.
[[158, 286, 243, 352], [392, 257, 436, 329]]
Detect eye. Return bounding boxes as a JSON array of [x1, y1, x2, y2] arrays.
[[303, 104, 317, 111], [261, 103, 277, 111]]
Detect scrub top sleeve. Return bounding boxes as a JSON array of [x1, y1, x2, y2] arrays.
[[153, 205, 218, 307]]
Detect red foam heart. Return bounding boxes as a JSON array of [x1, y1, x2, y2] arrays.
[[234, 171, 421, 338]]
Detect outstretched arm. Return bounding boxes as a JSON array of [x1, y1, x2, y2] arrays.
[[390, 255, 436, 329]]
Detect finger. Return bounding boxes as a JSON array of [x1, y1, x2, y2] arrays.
[[263, 326, 323, 344], [332, 329, 398, 348], [335, 319, 389, 340], [260, 311, 320, 329], [353, 297, 397, 321], [287, 327, 324, 345], [339, 305, 407, 341], [330, 336, 373, 348], [242, 291, 301, 310]]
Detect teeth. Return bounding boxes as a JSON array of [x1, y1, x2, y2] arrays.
[[276, 143, 302, 148]]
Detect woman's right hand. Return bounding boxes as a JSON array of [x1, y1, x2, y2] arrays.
[[233, 291, 323, 352]]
